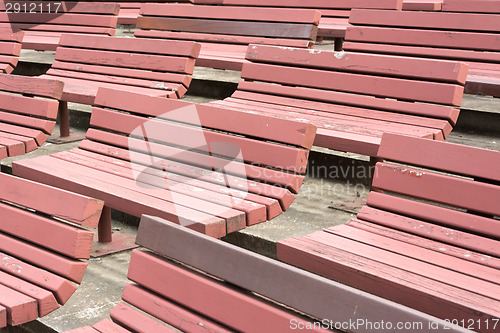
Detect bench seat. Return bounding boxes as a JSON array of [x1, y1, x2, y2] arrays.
[[0, 74, 63, 159], [0, 1, 119, 51], [278, 133, 500, 332], [134, 3, 320, 71], [13, 87, 317, 241], [0, 172, 103, 328], [211, 44, 467, 156], [344, 3, 500, 97], [0, 30, 22, 73], [64, 215, 463, 333]]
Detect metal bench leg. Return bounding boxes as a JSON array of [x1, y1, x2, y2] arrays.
[[334, 37, 344, 51], [92, 206, 138, 257], [59, 101, 70, 138]]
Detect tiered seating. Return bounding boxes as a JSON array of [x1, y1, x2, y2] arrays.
[[344, 0, 500, 96], [0, 1, 119, 51]]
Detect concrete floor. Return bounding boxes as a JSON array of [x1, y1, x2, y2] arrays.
[[1, 31, 500, 332]]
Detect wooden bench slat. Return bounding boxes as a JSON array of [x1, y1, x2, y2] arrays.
[[0, 132, 36, 153], [94, 88, 316, 150], [53, 151, 267, 227], [192, 0, 402, 10], [0, 283, 38, 326], [0, 231, 88, 284], [92, 319, 132, 333], [0, 252, 77, 305], [1, 13, 117, 27], [59, 33, 200, 58], [74, 142, 291, 213], [373, 162, 500, 217], [0, 93, 58, 119], [357, 206, 500, 257], [242, 62, 464, 106], [0, 173, 103, 228], [277, 234, 499, 326], [347, 219, 500, 270], [141, 3, 321, 24], [346, 26, 500, 52], [0, 305, 5, 328], [55, 47, 195, 75], [0, 137, 24, 156], [366, 191, 500, 239], [64, 327, 100, 333], [13, 156, 227, 239], [110, 303, 177, 333], [0, 202, 94, 259], [442, 0, 500, 13], [138, 17, 317, 40], [51, 61, 191, 87], [236, 81, 460, 125], [246, 44, 468, 84], [402, 0, 442, 11], [0, 74, 63, 99], [377, 133, 500, 182], [121, 284, 232, 333], [134, 29, 313, 48], [0, 110, 55, 134], [0, 123, 46, 146], [325, 224, 500, 285], [127, 249, 328, 333], [0, 270, 59, 317], [350, 9, 500, 32]]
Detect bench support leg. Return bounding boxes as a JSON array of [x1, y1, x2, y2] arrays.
[[334, 37, 344, 51], [47, 101, 86, 144], [59, 101, 70, 138], [91, 206, 139, 257], [98, 206, 113, 243]]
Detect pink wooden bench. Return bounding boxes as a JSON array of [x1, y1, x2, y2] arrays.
[[13, 87, 316, 243], [344, 1, 500, 97], [192, 0, 402, 51], [134, 3, 320, 70], [278, 133, 500, 333], [0, 30, 22, 73], [0, 172, 103, 328], [36, 33, 200, 137], [0, 1, 119, 51], [64, 215, 464, 333], [0, 74, 63, 159], [211, 44, 468, 157], [117, 1, 192, 25]]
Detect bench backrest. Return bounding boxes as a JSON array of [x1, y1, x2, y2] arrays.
[[0, 30, 22, 73], [234, 44, 466, 142], [344, 6, 500, 73], [74, 87, 315, 233], [50, 34, 200, 99], [0, 1, 119, 35], [135, 3, 320, 49], [365, 133, 500, 259], [442, 0, 500, 13], [0, 74, 62, 159], [86, 214, 464, 332], [0, 172, 103, 327]]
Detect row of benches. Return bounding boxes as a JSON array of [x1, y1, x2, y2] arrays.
[[2, 1, 499, 97]]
